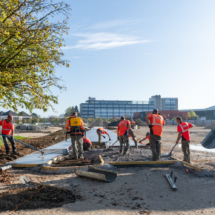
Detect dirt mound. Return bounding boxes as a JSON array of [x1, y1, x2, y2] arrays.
[[90, 119, 110, 127], [134, 118, 147, 126], [107, 120, 121, 127], [205, 121, 215, 129]]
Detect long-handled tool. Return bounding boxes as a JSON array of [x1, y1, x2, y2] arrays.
[[163, 143, 177, 157], [20, 175, 69, 191], [109, 140, 118, 149], [1, 134, 45, 157]]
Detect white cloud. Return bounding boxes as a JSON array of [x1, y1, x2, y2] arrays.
[[62, 32, 149, 50]]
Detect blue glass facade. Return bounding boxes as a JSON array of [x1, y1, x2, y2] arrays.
[[80, 99, 155, 119]]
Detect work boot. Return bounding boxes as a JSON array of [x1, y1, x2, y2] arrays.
[[6, 152, 10, 156], [123, 150, 129, 155], [79, 155, 84, 159], [13, 151, 20, 156]]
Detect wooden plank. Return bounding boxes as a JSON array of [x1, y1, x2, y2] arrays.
[[172, 157, 203, 172], [99, 155, 104, 164], [12, 164, 39, 168], [108, 160, 176, 166]]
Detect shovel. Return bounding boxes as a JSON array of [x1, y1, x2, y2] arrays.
[[20, 175, 69, 191], [163, 143, 177, 157], [109, 140, 118, 149]]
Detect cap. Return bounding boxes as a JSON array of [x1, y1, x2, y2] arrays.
[[152, 109, 158, 113], [121, 116, 125, 120]]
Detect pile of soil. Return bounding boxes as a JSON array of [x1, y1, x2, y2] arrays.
[[89, 119, 110, 127], [107, 120, 121, 127], [52, 158, 92, 167], [0, 186, 81, 212], [134, 118, 147, 126], [0, 129, 67, 165], [205, 121, 215, 129]]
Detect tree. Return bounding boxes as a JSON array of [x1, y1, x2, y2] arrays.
[[190, 111, 197, 119], [74, 105, 79, 113], [64, 106, 79, 117], [0, 0, 71, 112], [187, 111, 197, 119]]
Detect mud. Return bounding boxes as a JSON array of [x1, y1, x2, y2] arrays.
[[82, 147, 172, 163], [52, 158, 92, 167], [0, 186, 81, 212]]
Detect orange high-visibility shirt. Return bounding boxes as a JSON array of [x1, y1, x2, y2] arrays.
[[0, 120, 14, 135], [177, 122, 193, 141], [117, 120, 130, 136], [148, 114, 165, 137], [83, 137, 92, 146], [97, 128, 108, 135], [65, 116, 85, 135]]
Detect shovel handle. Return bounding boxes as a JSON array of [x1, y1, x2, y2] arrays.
[[169, 143, 177, 154], [109, 140, 118, 148], [30, 181, 69, 191]]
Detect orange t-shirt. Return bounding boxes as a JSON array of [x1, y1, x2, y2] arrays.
[[0, 120, 14, 135], [148, 114, 165, 137], [117, 120, 130, 136], [83, 137, 92, 145], [97, 128, 107, 134]]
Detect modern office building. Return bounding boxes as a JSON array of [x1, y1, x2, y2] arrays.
[[149, 95, 178, 110], [80, 97, 155, 119], [80, 95, 179, 119]]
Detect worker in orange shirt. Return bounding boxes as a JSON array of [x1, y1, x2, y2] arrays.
[[175, 116, 194, 163], [83, 136, 92, 151], [117, 116, 131, 155], [139, 132, 150, 146], [96, 128, 111, 145], [145, 109, 165, 161], [66, 112, 85, 159], [0, 115, 19, 156]]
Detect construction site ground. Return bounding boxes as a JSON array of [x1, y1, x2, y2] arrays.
[[1, 125, 215, 215], [0, 127, 64, 165]]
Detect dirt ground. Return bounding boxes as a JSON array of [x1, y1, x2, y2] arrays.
[[14, 127, 63, 138], [0, 125, 215, 215]]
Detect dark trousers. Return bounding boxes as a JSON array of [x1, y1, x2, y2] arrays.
[[128, 129, 138, 147], [96, 130, 102, 145], [2, 135, 16, 153], [149, 134, 161, 161], [119, 135, 130, 154], [182, 140, 190, 163], [71, 136, 83, 158]]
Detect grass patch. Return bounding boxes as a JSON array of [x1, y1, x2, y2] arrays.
[[0, 136, 31, 146]]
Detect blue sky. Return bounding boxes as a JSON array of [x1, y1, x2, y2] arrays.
[[5, 0, 215, 116]]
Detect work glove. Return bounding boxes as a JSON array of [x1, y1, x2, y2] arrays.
[[103, 136, 106, 139], [117, 136, 120, 141], [109, 138, 111, 141], [139, 141, 142, 143], [148, 124, 153, 129]]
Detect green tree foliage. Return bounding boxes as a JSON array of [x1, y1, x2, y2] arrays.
[[64, 106, 79, 117], [0, 0, 71, 112], [187, 111, 197, 119]]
